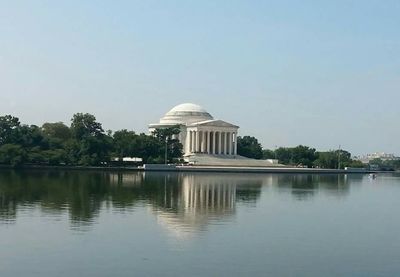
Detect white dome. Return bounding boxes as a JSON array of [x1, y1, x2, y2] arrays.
[[160, 103, 213, 125], [167, 103, 208, 114]]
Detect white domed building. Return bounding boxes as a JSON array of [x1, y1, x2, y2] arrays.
[[149, 103, 239, 158]]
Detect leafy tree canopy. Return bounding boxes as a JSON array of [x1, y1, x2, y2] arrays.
[[237, 136, 263, 159], [42, 122, 71, 141], [71, 113, 104, 140], [151, 126, 183, 163], [0, 115, 21, 145]]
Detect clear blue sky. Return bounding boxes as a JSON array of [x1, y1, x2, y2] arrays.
[[1, 0, 399, 155]]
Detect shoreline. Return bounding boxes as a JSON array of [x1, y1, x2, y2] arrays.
[[0, 164, 142, 172], [0, 164, 390, 174]]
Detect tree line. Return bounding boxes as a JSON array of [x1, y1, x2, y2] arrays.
[[0, 113, 380, 169], [0, 113, 182, 166], [367, 158, 400, 171], [237, 136, 366, 169]]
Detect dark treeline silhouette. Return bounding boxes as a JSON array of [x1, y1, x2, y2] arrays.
[[237, 136, 365, 169], [0, 113, 183, 166]]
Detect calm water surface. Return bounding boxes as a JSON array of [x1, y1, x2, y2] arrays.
[[0, 170, 399, 277]]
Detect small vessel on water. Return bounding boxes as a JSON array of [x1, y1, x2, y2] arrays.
[[369, 173, 377, 179]]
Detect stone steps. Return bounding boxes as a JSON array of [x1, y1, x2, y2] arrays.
[[185, 154, 283, 167]]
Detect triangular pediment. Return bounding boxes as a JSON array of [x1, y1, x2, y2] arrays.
[[189, 119, 239, 128]]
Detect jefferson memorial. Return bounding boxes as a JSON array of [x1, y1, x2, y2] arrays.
[[149, 103, 280, 167], [149, 103, 239, 157]]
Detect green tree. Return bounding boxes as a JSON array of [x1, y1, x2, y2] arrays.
[[151, 126, 183, 163], [262, 149, 275, 159], [369, 158, 383, 167], [16, 125, 47, 149], [69, 113, 112, 165], [347, 159, 365, 168], [42, 122, 71, 140], [112, 129, 137, 160], [313, 149, 353, 169], [71, 113, 104, 140], [134, 133, 163, 163], [291, 145, 317, 167], [0, 115, 20, 145], [39, 122, 72, 165], [42, 122, 71, 148], [272, 145, 317, 167], [0, 144, 26, 166], [388, 159, 400, 170], [237, 136, 263, 159], [275, 147, 292, 164], [314, 151, 337, 169]]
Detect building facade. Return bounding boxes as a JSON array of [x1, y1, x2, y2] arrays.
[[356, 152, 399, 164], [149, 103, 239, 157]]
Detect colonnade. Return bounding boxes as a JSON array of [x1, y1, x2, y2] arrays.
[[186, 129, 237, 155], [182, 181, 236, 211]]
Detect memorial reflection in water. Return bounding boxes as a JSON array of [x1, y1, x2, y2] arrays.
[[150, 174, 241, 236], [0, 170, 355, 232]]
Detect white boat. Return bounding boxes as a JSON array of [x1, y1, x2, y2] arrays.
[[369, 173, 377, 179]]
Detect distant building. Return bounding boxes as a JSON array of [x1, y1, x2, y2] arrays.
[[356, 152, 399, 164]]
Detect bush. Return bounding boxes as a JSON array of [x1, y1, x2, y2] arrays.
[[0, 144, 27, 166]]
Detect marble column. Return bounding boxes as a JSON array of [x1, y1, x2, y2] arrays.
[[222, 132, 226, 155], [192, 131, 196, 153], [189, 131, 192, 153], [225, 132, 229, 155], [225, 132, 228, 155], [186, 130, 191, 154], [192, 131, 195, 153], [217, 132, 220, 155], [233, 132, 237, 155], [191, 131, 195, 153], [228, 132, 232, 155], [207, 131, 211, 154], [196, 131, 200, 153], [220, 132, 225, 155], [201, 131, 205, 153], [193, 131, 195, 153], [194, 130, 200, 153], [212, 131, 216, 154], [218, 132, 222, 154]]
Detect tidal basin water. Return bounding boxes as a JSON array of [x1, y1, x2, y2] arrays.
[[0, 170, 399, 277]]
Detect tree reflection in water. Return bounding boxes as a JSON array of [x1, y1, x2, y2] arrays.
[[273, 174, 357, 200], [0, 170, 356, 231]]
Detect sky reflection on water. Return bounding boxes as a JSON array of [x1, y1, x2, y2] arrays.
[[0, 170, 399, 277]]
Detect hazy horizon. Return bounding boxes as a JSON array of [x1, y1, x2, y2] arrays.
[[1, 1, 399, 155]]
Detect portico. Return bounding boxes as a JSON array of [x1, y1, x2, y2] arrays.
[[185, 127, 238, 156]]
